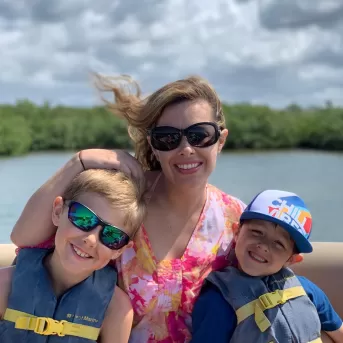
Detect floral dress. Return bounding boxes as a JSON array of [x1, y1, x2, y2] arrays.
[[116, 184, 245, 343]]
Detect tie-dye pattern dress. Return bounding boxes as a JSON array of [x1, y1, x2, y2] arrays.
[[116, 184, 245, 343]]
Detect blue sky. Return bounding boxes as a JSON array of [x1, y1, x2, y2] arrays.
[[1, 0, 342, 107]]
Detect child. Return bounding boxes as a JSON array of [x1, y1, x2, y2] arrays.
[[191, 190, 343, 343], [0, 169, 147, 343]]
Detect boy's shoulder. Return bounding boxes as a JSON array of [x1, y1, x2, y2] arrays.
[[296, 275, 328, 301], [16, 247, 52, 262]]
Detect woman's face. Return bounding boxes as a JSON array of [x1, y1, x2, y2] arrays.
[[148, 100, 228, 188]]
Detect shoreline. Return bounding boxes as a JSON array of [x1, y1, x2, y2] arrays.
[[1, 148, 343, 159]]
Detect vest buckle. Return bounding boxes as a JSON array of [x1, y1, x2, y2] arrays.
[[258, 290, 286, 310], [34, 317, 66, 336]]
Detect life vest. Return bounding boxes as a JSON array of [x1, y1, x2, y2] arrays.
[[0, 248, 116, 342], [206, 266, 322, 343]]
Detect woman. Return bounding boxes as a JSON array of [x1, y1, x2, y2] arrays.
[[11, 75, 245, 342]]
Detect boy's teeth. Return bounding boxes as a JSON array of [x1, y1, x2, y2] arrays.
[[250, 252, 266, 262], [72, 245, 91, 258], [177, 163, 200, 169]]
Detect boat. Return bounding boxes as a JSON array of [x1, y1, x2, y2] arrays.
[[0, 242, 342, 342]]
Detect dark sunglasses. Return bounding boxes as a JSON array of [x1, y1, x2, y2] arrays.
[[66, 201, 130, 250], [148, 122, 221, 151]]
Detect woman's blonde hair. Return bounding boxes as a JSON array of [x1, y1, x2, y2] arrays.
[[62, 169, 147, 236], [94, 74, 225, 171]]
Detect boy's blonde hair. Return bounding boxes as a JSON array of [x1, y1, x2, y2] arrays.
[[62, 169, 147, 236]]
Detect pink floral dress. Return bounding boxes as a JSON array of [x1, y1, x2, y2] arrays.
[[116, 184, 245, 343]]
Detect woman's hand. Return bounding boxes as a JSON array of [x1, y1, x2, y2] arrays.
[[11, 149, 145, 247], [79, 149, 144, 182]]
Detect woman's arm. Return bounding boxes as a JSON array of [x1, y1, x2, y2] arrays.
[[11, 149, 144, 247], [0, 267, 14, 319], [100, 286, 133, 343], [11, 153, 84, 246]]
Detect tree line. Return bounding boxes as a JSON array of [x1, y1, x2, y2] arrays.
[[0, 100, 342, 156]]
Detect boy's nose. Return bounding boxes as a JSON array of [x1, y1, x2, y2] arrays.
[[83, 226, 101, 247], [83, 235, 96, 247], [257, 242, 269, 252]]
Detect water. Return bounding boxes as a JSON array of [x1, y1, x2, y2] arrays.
[[0, 151, 342, 243]]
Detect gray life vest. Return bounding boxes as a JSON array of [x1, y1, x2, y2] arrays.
[[206, 266, 322, 343], [0, 248, 116, 342]]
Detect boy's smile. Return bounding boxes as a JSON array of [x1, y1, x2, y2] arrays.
[[248, 250, 268, 264], [70, 243, 93, 259]]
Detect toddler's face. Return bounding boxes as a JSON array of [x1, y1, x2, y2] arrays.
[[235, 219, 295, 277]]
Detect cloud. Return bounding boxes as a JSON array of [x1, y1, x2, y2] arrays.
[[0, 0, 342, 107], [259, 0, 343, 30]]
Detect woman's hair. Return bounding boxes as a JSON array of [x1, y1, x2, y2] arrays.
[[94, 74, 225, 171], [62, 169, 147, 236]]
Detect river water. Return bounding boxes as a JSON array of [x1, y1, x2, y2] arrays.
[[0, 150, 342, 243]]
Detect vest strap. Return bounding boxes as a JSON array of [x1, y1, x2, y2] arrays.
[[236, 286, 307, 332], [4, 308, 100, 340], [269, 339, 322, 343]]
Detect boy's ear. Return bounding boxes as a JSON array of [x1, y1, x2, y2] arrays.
[[285, 253, 304, 267], [52, 196, 65, 226]]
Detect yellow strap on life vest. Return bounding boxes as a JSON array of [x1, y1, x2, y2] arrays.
[[3, 308, 100, 340], [236, 286, 307, 332], [268, 339, 322, 343]]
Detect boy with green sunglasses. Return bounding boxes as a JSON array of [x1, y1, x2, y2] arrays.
[[0, 169, 147, 343]]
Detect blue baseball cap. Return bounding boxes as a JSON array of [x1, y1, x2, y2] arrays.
[[240, 190, 313, 253]]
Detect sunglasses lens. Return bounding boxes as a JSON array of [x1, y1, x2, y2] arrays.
[[68, 201, 130, 250], [68, 202, 98, 231], [150, 127, 181, 151], [187, 123, 218, 147], [101, 226, 130, 249]]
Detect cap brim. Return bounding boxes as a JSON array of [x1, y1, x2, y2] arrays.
[[240, 211, 313, 253]]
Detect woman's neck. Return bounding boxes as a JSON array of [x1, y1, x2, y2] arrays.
[[44, 251, 89, 298], [158, 175, 208, 215]]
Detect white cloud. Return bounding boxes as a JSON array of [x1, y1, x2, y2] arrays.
[[0, 0, 342, 107]]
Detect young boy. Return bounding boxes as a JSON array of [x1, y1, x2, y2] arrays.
[[191, 190, 343, 343], [0, 169, 147, 343]]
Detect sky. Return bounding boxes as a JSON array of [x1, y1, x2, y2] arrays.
[[1, 0, 342, 108]]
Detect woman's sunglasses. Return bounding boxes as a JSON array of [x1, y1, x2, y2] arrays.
[[66, 201, 130, 250], [148, 122, 221, 152]]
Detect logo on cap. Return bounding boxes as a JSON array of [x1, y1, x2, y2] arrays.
[[268, 196, 312, 238]]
